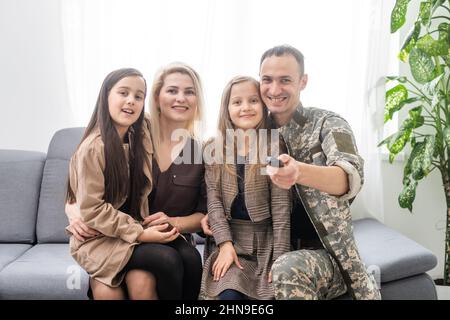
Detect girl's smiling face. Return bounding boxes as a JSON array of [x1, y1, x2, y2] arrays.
[[228, 80, 264, 130], [108, 75, 146, 138]]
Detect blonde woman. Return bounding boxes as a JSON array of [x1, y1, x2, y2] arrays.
[[67, 63, 207, 300]]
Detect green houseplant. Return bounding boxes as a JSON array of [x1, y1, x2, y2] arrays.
[[379, 0, 450, 284]]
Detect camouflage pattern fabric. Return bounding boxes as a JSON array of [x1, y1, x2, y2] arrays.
[[273, 104, 381, 300], [271, 249, 346, 300]]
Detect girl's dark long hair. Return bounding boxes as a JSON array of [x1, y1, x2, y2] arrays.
[[66, 68, 148, 221]]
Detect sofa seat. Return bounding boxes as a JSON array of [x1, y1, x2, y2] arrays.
[[0, 244, 32, 272], [0, 244, 89, 299]]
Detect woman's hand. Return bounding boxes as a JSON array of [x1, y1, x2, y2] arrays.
[[68, 217, 100, 242], [142, 211, 172, 228], [200, 214, 213, 236], [65, 203, 99, 242], [212, 241, 243, 281], [137, 223, 180, 243]]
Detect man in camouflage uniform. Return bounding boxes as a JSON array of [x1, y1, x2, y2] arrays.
[[262, 45, 381, 300]]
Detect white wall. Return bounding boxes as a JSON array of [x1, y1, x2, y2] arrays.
[[0, 0, 71, 153], [0, 0, 446, 279], [382, 161, 446, 279]]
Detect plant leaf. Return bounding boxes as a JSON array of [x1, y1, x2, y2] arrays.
[[438, 23, 450, 64], [422, 135, 435, 175], [391, 0, 411, 33], [409, 47, 436, 83], [431, 91, 442, 110], [407, 106, 425, 129], [422, 73, 444, 95], [444, 126, 450, 146], [419, 1, 432, 26], [431, 0, 446, 14], [404, 97, 421, 105], [399, 22, 421, 62], [398, 179, 418, 211], [399, 50, 409, 63], [416, 34, 449, 56], [377, 132, 395, 147], [385, 84, 408, 122], [386, 76, 407, 83], [387, 129, 412, 160], [389, 153, 396, 163], [438, 23, 450, 45], [411, 136, 417, 147], [443, 54, 450, 67], [404, 141, 424, 181], [434, 131, 443, 157], [410, 135, 435, 180], [402, 116, 425, 131], [408, 105, 423, 118]]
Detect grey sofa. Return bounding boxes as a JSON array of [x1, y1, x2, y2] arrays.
[[0, 128, 438, 300]]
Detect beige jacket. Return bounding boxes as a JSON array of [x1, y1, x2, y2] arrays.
[[67, 117, 153, 287]]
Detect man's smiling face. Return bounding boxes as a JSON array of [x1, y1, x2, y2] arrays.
[[259, 54, 307, 117]]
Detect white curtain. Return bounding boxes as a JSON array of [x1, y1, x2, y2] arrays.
[[60, 0, 395, 221], [343, 0, 395, 222]]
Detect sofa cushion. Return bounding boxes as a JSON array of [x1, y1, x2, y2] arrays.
[[353, 218, 437, 283], [0, 150, 46, 243], [0, 244, 89, 299], [0, 244, 32, 272], [36, 128, 84, 243]]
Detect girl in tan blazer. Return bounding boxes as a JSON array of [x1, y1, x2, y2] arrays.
[[200, 76, 291, 300], [66, 65, 207, 300]]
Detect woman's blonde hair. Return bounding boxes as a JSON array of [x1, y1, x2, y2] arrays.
[[149, 62, 205, 159], [214, 75, 271, 180]]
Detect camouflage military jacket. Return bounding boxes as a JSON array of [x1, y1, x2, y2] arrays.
[[277, 104, 381, 300]]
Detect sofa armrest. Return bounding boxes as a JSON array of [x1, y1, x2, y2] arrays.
[[353, 218, 437, 283]]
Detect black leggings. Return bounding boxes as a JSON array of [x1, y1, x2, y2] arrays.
[[122, 237, 202, 300]]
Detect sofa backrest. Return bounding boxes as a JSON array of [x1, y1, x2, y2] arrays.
[[36, 128, 84, 243], [0, 150, 46, 243]]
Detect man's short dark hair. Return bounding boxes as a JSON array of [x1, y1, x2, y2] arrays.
[[260, 45, 305, 76]]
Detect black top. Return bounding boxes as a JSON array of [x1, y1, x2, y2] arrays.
[[230, 155, 251, 220], [148, 139, 207, 217], [290, 195, 321, 247]]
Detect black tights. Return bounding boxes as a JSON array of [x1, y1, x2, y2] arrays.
[[122, 237, 202, 300]]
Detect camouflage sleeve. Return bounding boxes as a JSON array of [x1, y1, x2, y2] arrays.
[[205, 164, 233, 246], [320, 115, 364, 201]]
